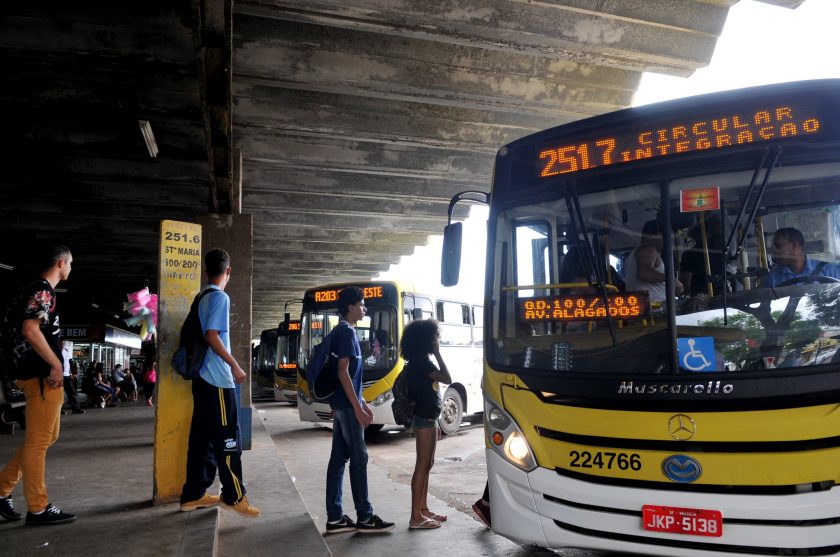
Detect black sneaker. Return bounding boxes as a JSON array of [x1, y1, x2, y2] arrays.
[[325, 514, 356, 534], [25, 503, 76, 525], [0, 496, 22, 521], [355, 514, 395, 533]]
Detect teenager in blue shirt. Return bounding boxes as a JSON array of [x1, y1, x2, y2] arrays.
[[767, 227, 840, 287], [179, 249, 260, 518], [324, 286, 394, 534]]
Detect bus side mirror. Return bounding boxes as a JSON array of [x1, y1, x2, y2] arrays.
[[441, 222, 463, 287], [411, 308, 423, 320]]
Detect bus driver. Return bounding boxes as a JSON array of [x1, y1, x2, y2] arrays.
[[766, 227, 840, 287]]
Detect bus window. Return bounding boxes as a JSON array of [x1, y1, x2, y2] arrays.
[[437, 301, 472, 346], [403, 294, 433, 323], [514, 221, 551, 298], [472, 305, 484, 347], [494, 184, 664, 372]]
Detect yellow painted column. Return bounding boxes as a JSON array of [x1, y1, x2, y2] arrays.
[[154, 220, 202, 503]]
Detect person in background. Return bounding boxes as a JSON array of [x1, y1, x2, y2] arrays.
[[93, 363, 116, 408], [766, 227, 840, 286], [624, 219, 684, 303], [110, 364, 129, 402], [0, 245, 77, 525], [60, 340, 83, 415], [324, 286, 395, 535], [401, 319, 451, 530], [142, 359, 156, 407]]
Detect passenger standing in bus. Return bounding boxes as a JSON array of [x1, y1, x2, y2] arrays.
[[365, 330, 389, 367], [325, 286, 395, 534], [624, 219, 683, 302], [401, 319, 452, 530]]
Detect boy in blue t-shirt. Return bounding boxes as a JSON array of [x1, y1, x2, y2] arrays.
[[324, 287, 395, 534], [179, 249, 260, 518]]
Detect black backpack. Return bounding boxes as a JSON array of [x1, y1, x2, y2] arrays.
[[391, 368, 416, 427], [304, 324, 344, 402], [171, 289, 215, 380]]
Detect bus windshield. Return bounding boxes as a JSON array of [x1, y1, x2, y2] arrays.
[[300, 306, 398, 382], [491, 159, 840, 377]]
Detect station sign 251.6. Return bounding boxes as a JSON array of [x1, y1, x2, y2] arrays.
[[160, 220, 202, 283]]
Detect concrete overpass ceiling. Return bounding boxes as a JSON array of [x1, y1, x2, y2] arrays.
[[0, 0, 807, 334], [234, 0, 741, 332], [0, 1, 208, 323]]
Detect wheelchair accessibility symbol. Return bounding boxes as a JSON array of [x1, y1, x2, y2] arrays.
[[677, 337, 717, 372]]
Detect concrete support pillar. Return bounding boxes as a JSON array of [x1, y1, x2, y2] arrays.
[[198, 213, 254, 449]]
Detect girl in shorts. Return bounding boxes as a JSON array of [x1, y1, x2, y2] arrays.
[[400, 319, 452, 530]]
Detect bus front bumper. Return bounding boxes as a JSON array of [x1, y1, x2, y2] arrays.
[[273, 387, 297, 403], [297, 399, 333, 423], [487, 449, 840, 556]]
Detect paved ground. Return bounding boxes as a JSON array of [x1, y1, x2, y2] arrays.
[[0, 401, 219, 557], [256, 401, 613, 557], [0, 396, 627, 556]]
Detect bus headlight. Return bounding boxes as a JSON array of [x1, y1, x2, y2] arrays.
[[485, 397, 536, 472], [371, 389, 394, 407], [488, 406, 510, 429], [506, 432, 530, 461]]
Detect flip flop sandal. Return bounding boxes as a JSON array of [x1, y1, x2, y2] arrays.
[[421, 510, 447, 522], [409, 517, 441, 529]]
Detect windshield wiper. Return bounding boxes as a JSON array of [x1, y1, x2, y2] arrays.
[[565, 184, 618, 346], [720, 146, 782, 325]]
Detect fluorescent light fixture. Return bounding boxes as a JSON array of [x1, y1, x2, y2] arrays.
[[138, 120, 159, 158], [55, 288, 68, 293], [0, 263, 13, 271]]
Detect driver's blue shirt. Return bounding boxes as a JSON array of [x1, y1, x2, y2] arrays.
[[766, 256, 840, 287]]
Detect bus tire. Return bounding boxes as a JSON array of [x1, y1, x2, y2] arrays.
[[439, 387, 463, 435]]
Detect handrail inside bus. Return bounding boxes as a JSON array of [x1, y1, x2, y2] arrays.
[[502, 282, 619, 292]]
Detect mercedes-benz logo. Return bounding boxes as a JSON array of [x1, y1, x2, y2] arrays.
[[668, 414, 696, 441]]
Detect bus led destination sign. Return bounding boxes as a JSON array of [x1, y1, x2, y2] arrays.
[[313, 286, 384, 303], [520, 292, 649, 322], [538, 102, 822, 177]]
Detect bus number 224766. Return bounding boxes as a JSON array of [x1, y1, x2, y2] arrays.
[[569, 451, 642, 471]]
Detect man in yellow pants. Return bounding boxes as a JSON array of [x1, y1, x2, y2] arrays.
[[0, 245, 77, 525]]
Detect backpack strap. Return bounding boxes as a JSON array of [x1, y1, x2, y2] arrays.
[[191, 287, 218, 333]]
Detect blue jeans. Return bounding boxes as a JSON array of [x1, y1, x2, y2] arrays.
[[325, 406, 373, 523]]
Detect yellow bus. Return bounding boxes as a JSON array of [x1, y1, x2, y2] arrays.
[[296, 281, 483, 434], [255, 313, 301, 403], [442, 80, 840, 555]]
